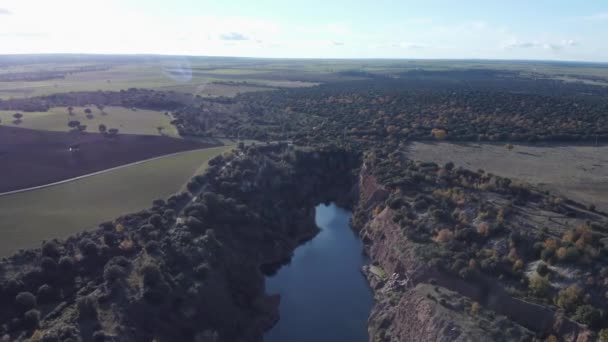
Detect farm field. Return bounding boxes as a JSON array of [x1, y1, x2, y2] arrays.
[[0, 125, 209, 193], [0, 106, 179, 137], [159, 82, 274, 97], [0, 145, 231, 256], [406, 142, 608, 211], [0, 60, 318, 99]]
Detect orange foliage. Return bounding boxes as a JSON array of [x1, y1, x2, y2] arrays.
[[119, 238, 134, 251], [556, 247, 568, 260], [434, 229, 454, 243], [543, 239, 559, 251], [115, 223, 124, 233], [431, 128, 447, 140], [513, 259, 524, 270], [470, 302, 480, 315], [476, 222, 489, 236], [508, 247, 519, 262]]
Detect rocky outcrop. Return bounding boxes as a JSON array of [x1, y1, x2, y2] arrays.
[[354, 164, 594, 342]]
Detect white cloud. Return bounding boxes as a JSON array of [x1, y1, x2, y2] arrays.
[[0, 8, 11, 15], [332, 41, 344, 46], [219, 32, 249, 41], [391, 42, 427, 49], [503, 39, 579, 51]]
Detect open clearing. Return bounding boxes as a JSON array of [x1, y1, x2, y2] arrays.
[[0, 146, 232, 256], [406, 142, 608, 212], [0, 106, 179, 137]]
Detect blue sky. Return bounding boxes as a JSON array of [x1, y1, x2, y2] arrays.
[[1, 0, 607, 61]]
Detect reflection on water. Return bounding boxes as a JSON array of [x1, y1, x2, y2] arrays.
[[265, 203, 373, 342]]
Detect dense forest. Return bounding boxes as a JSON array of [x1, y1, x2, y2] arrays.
[[172, 70, 608, 145]]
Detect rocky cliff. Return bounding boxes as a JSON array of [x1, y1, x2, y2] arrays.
[[353, 155, 598, 342]]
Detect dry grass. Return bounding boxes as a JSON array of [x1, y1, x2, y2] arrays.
[[407, 142, 608, 212]]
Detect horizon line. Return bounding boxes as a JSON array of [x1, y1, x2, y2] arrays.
[[0, 53, 607, 65]]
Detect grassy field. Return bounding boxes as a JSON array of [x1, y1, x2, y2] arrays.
[[406, 142, 608, 211], [0, 106, 179, 137], [3, 57, 605, 99], [0, 145, 232, 256]]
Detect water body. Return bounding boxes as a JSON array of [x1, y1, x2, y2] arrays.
[[265, 203, 374, 342]]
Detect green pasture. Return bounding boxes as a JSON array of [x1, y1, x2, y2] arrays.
[[0, 145, 232, 256]]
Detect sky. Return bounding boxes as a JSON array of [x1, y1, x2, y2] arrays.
[[1, 0, 607, 61]]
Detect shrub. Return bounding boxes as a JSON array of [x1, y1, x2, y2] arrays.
[[15, 292, 37, 310], [163, 209, 176, 219], [37, 284, 55, 303], [556, 285, 583, 312], [142, 263, 163, 287], [540, 249, 554, 262], [536, 262, 549, 276], [599, 329, 608, 342], [23, 309, 40, 329], [434, 229, 454, 243], [470, 302, 480, 315], [77, 295, 98, 319], [145, 240, 160, 254], [186, 216, 205, 232], [58, 256, 74, 273], [512, 259, 524, 271], [556, 246, 579, 262], [42, 241, 61, 259], [528, 275, 550, 297], [103, 265, 127, 284], [41, 257, 58, 273], [148, 214, 163, 227], [103, 232, 118, 247], [572, 304, 602, 328], [152, 199, 166, 208], [78, 239, 99, 257], [194, 263, 210, 279]]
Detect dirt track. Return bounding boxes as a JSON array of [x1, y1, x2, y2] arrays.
[[0, 125, 212, 193]]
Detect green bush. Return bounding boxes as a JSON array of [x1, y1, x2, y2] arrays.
[[528, 275, 550, 298], [572, 304, 602, 328], [15, 292, 36, 310], [536, 262, 549, 276], [23, 309, 40, 329], [556, 285, 583, 312]]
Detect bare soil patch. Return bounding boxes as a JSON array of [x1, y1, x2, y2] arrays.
[[0, 125, 212, 193]]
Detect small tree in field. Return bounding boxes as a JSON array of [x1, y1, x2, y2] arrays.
[[68, 120, 81, 129], [98, 124, 107, 134], [108, 128, 119, 137]]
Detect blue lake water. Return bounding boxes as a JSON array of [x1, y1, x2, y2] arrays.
[[265, 203, 374, 342]]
